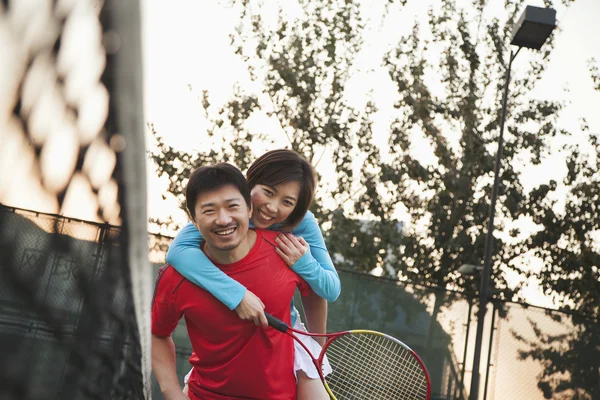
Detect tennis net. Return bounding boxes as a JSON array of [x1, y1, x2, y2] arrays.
[[0, 0, 150, 398]]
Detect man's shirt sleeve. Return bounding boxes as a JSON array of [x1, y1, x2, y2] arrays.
[[296, 276, 313, 297], [151, 265, 182, 337]]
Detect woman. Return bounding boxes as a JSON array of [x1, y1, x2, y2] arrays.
[[167, 149, 340, 399]]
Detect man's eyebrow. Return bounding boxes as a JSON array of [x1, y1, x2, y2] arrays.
[[199, 197, 243, 208]]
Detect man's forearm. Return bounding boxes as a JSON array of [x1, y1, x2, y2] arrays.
[[152, 334, 186, 399], [301, 291, 328, 346]]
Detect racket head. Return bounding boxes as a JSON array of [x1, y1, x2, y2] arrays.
[[321, 330, 431, 400]]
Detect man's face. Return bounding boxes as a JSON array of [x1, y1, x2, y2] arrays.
[[192, 184, 252, 252]]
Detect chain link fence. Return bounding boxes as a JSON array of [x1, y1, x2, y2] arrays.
[[2, 205, 597, 399], [490, 303, 599, 400]]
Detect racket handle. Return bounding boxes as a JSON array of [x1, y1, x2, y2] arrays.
[[264, 312, 289, 333]]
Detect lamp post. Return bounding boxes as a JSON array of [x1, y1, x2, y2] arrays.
[[468, 6, 556, 400]]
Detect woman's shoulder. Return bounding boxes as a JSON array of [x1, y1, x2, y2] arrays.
[[301, 210, 316, 222], [291, 210, 317, 234]]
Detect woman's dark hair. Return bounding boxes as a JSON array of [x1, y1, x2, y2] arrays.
[[246, 149, 317, 228], [186, 162, 251, 219]]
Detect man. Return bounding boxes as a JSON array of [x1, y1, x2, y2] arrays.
[[152, 163, 311, 400]]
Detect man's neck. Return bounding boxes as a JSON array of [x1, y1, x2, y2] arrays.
[[204, 230, 257, 265]]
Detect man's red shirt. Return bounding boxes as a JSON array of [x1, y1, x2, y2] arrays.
[[152, 229, 310, 400]]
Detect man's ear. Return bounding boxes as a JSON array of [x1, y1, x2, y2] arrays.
[[248, 203, 253, 218]]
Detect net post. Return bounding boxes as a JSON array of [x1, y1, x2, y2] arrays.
[[101, 0, 151, 397]]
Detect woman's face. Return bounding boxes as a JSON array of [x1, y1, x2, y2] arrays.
[[250, 181, 301, 228]]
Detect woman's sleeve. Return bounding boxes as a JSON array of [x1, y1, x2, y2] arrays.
[[290, 213, 341, 302], [165, 222, 247, 310]]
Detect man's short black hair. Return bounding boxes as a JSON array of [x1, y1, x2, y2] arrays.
[[185, 163, 251, 219]]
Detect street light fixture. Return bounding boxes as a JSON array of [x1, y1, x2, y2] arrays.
[[511, 6, 557, 50], [468, 6, 556, 400]]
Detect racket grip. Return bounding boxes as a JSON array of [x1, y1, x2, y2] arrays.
[[264, 312, 289, 333]]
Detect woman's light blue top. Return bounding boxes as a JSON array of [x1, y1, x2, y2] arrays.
[[165, 211, 341, 325]]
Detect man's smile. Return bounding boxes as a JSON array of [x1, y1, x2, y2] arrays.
[[213, 226, 237, 236]]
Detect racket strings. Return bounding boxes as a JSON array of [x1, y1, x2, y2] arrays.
[[325, 332, 428, 400], [327, 335, 426, 399], [328, 338, 415, 398]]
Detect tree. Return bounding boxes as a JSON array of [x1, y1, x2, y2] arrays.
[[525, 127, 600, 320], [507, 56, 600, 400], [373, 0, 584, 297], [376, 3, 600, 398], [357, 0, 567, 371], [150, 0, 366, 215], [150, 0, 600, 397], [149, 0, 593, 311], [151, 0, 575, 294]]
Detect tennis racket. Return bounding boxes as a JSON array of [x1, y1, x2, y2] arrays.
[[265, 313, 431, 400]]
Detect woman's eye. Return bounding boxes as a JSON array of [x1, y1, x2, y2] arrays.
[[264, 189, 273, 196], [284, 201, 294, 207]]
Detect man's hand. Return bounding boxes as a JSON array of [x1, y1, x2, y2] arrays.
[[234, 290, 268, 327], [163, 387, 189, 400], [274, 233, 309, 267]]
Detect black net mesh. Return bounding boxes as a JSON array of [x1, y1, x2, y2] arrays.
[[0, 0, 149, 399]]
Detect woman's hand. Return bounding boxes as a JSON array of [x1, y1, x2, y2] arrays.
[[274, 233, 309, 267]]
